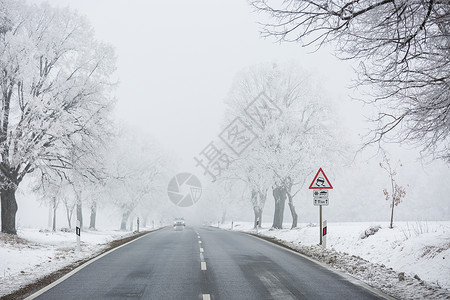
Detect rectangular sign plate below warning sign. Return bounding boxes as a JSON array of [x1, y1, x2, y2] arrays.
[[314, 198, 329, 206], [313, 190, 328, 199]]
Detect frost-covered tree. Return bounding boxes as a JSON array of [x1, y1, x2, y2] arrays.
[[104, 128, 170, 231], [224, 62, 344, 229], [35, 182, 62, 232], [251, 0, 450, 162], [0, 1, 116, 234]]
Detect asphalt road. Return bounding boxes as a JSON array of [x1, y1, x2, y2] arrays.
[[30, 226, 390, 300]]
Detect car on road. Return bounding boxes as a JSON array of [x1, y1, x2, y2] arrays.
[[173, 218, 185, 231]]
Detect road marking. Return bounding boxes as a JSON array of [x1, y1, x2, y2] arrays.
[[202, 294, 211, 300], [201, 261, 207, 270], [198, 240, 202, 244], [200, 247, 204, 253]]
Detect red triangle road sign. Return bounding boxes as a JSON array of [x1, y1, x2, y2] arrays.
[[309, 168, 333, 189]]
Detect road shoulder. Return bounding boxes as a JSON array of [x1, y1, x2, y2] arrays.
[[2, 229, 162, 300]]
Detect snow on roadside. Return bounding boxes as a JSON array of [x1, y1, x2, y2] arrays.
[[0, 227, 139, 297], [229, 221, 450, 300]]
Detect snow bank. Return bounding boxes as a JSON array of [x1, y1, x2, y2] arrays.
[[0, 227, 138, 297], [229, 221, 450, 299]]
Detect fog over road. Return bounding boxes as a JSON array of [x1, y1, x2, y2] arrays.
[[30, 227, 391, 300]]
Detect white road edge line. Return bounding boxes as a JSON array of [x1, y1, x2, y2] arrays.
[[201, 261, 207, 270], [245, 233, 396, 300], [24, 231, 155, 300], [202, 294, 211, 300]]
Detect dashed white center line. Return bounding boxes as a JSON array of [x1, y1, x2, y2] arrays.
[[201, 261, 207, 270], [202, 294, 211, 300], [200, 247, 204, 253], [198, 240, 202, 244]]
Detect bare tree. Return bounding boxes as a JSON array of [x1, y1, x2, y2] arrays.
[[380, 152, 407, 229], [251, 0, 450, 162]]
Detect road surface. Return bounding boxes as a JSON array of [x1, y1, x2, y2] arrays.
[[30, 226, 390, 300]]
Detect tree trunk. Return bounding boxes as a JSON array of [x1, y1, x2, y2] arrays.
[[221, 208, 227, 224], [65, 202, 74, 229], [287, 196, 298, 229], [1, 186, 18, 234], [272, 186, 286, 229], [76, 202, 83, 229], [251, 190, 263, 229], [286, 180, 298, 229], [52, 197, 57, 232], [389, 176, 395, 229], [48, 204, 52, 229], [89, 202, 97, 230], [120, 210, 131, 231], [253, 206, 262, 229], [129, 216, 133, 231]]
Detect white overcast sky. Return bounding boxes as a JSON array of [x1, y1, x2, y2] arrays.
[[29, 0, 356, 176]]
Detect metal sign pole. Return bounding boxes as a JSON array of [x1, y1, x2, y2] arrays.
[[319, 205, 323, 245]]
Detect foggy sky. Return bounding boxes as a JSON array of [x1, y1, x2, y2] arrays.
[[19, 0, 449, 226]]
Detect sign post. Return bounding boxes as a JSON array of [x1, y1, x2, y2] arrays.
[[76, 220, 81, 251], [309, 168, 333, 246], [319, 205, 323, 245]]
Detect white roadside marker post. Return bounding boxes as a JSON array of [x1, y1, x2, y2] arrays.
[[322, 220, 327, 248], [137, 217, 140, 233], [76, 220, 81, 251]]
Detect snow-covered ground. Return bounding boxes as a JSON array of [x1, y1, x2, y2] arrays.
[[229, 221, 450, 299], [0, 227, 149, 297]]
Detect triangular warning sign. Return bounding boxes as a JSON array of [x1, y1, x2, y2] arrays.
[[309, 168, 333, 189]]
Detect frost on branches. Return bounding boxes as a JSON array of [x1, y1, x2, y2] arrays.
[[0, 1, 116, 234], [222, 62, 347, 230]]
